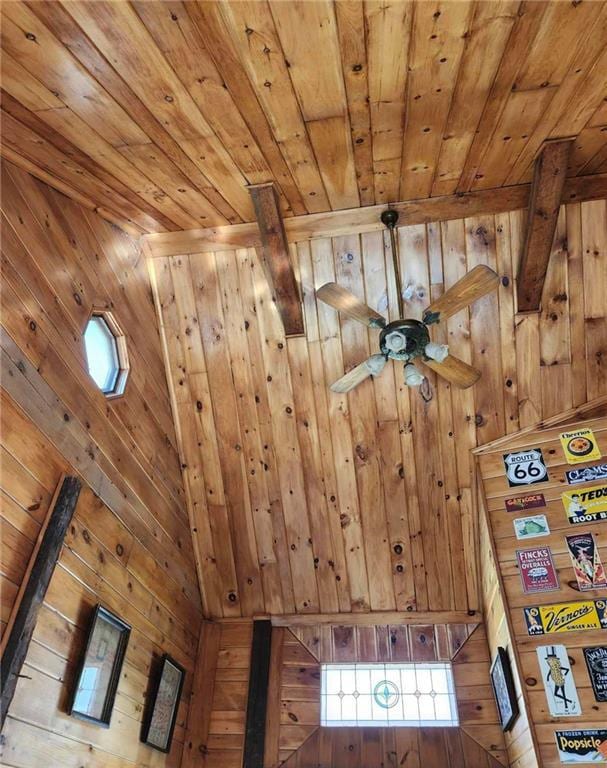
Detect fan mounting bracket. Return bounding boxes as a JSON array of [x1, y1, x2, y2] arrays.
[[379, 319, 430, 362]]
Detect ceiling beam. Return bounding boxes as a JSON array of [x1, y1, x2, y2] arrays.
[[249, 182, 305, 337], [143, 173, 607, 259], [516, 139, 575, 312], [268, 610, 481, 627]]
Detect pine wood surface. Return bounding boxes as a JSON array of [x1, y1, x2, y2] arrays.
[[0, 168, 201, 767], [1, 1, 606, 234], [260, 622, 506, 767], [151, 199, 607, 619], [477, 415, 607, 767], [0, 399, 202, 768], [195, 618, 507, 768]]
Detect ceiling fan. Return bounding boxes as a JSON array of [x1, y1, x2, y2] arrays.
[[316, 209, 499, 394]]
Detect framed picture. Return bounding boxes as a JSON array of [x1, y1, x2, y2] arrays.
[[490, 646, 519, 732], [69, 604, 130, 727], [141, 654, 185, 753]]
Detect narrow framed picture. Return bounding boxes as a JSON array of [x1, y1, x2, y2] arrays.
[[141, 654, 185, 753], [490, 646, 519, 732], [69, 604, 131, 727]]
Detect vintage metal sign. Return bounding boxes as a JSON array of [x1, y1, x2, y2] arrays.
[[517, 546, 559, 594], [560, 427, 602, 465], [505, 493, 546, 512], [566, 533, 607, 591], [524, 600, 607, 636], [537, 645, 581, 716], [555, 730, 607, 764], [584, 647, 607, 703], [513, 515, 550, 540], [562, 484, 607, 525], [566, 463, 607, 485], [503, 449, 548, 487]]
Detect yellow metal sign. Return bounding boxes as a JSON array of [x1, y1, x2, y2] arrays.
[[562, 483, 607, 525], [560, 427, 602, 465], [524, 599, 607, 636]]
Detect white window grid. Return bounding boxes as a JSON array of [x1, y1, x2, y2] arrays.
[[320, 662, 459, 728]]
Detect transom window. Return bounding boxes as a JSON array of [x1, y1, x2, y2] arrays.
[[320, 662, 459, 728], [83, 311, 128, 398]]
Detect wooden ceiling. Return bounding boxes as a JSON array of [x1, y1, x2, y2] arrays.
[[2, 1, 607, 235], [149, 198, 606, 619]]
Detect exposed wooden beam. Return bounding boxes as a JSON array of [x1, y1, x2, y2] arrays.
[[269, 610, 481, 627], [0, 475, 82, 728], [142, 173, 607, 259], [243, 620, 273, 768], [516, 139, 575, 312], [249, 182, 305, 337]]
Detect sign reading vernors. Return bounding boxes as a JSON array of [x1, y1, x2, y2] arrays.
[[555, 730, 607, 764], [505, 493, 546, 512], [503, 449, 548, 487], [517, 546, 559, 594], [524, 600, 607, 636], [562, 484, 607, 525], [566, 463, 607, 486], [560, 427, 602, 465]]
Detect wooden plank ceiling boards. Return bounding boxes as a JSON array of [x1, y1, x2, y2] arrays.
[[1, 1, 607, 234], [150, 199, 607, 619]]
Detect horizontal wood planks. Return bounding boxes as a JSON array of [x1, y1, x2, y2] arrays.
[[0, 167, 202, 767], [1, 1, 606, 232], [477, 414, 607, 767], [151, 199, 607, 619], [0, 403, 202, 767]]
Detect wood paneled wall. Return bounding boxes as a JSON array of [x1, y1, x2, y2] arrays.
[[260, 622, 507, 767], [191, 619, 508, 768], [150, 198, 607, 619], [479, 491, 538, 768], [477, 412, 607, 768], [0, 164, 202, 766]]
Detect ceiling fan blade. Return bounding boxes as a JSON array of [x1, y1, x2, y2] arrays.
[[330, 354, 387, 393], [422, 265, 499, 325], [422, 354, 481, 389], [317, 282, 386, 328]]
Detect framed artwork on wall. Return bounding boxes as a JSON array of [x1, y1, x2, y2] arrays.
[[490, 646, 519, 732], [68, 604, 131, 727], [141, 654, 185, 753]]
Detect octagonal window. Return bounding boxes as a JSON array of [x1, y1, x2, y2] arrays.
[[83, 311, 128, 397]]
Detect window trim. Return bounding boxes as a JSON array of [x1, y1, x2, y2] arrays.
[[83, 309, 129, 399]]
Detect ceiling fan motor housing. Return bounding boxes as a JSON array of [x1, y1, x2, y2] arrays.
[[379, 319, 430, 361]]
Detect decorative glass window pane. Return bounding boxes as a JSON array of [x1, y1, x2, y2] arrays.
[[320, 662, 459, 728]]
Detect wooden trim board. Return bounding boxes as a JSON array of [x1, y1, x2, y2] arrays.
[[142, 174, 607, 258]]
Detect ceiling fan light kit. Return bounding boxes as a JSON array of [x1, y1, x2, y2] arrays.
[[404, 363, 425, 387], [317, 209, 500, 395]]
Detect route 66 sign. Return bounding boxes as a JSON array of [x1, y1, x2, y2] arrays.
[[503, 449, 548, 487]]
